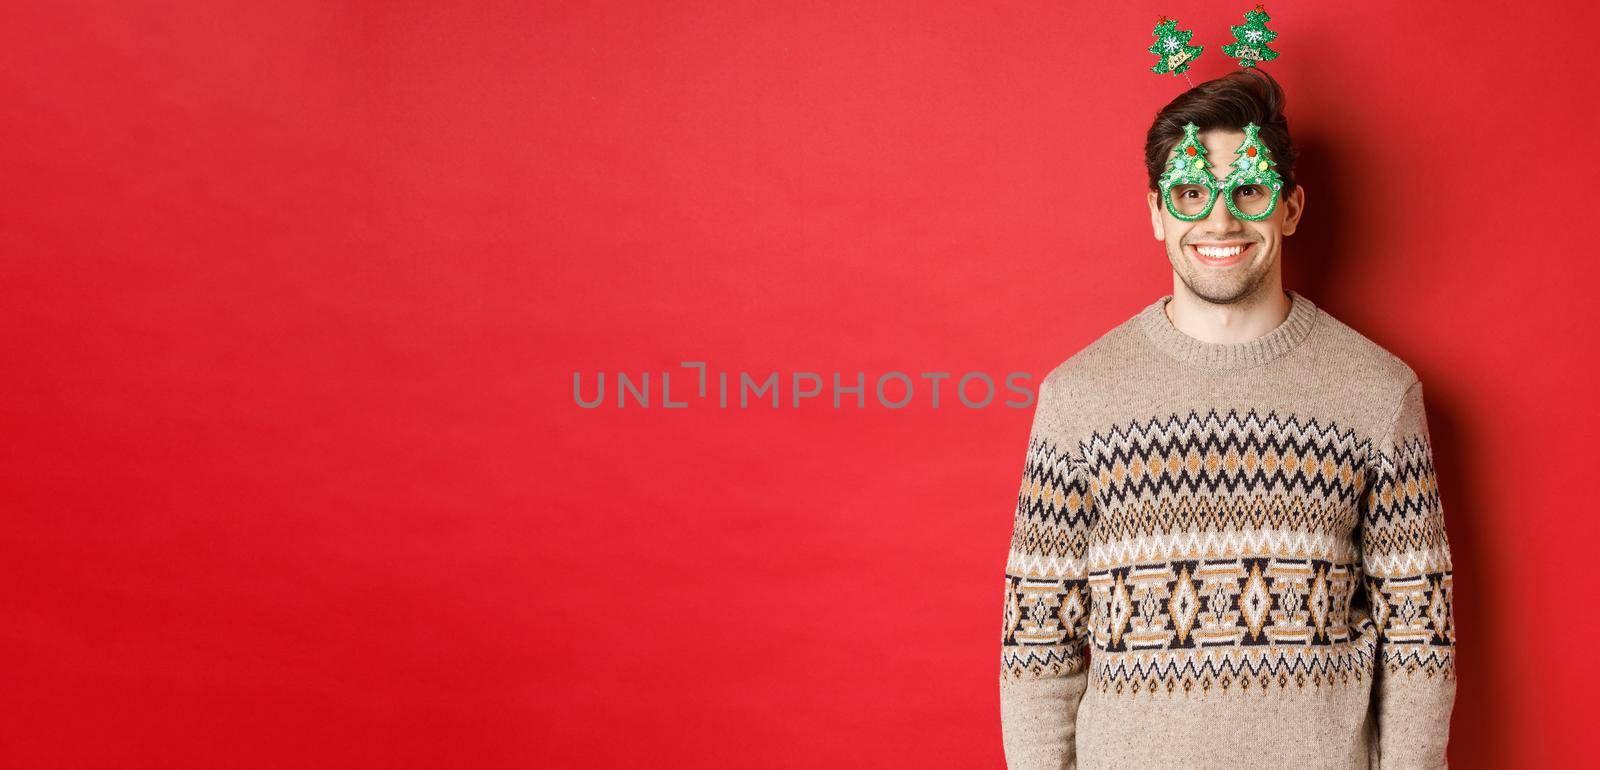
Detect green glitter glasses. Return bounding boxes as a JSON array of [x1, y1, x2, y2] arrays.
[[1159, 122, 1285, 221]]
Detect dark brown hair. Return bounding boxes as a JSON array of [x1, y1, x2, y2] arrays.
[[1144, 68, 1297, 194]]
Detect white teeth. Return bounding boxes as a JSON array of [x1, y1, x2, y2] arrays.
[[1195, 244, 1245, 257]]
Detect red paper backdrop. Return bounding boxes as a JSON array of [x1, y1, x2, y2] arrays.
[[4, 1, 1596, 766]]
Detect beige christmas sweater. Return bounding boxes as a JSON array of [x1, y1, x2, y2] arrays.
[[999, 290, 1456, 769]]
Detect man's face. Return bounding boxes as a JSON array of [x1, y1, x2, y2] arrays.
[[1146, 128, 1306, 304]]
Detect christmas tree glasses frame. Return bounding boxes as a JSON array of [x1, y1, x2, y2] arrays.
[[1159, 122, 1285, 222]]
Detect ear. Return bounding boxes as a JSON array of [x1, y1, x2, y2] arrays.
[[1147, 191, 1166, 241], [1281, 185, 1306, 236]]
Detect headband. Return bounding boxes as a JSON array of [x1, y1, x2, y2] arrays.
[[1149, 6, 1286, 221]]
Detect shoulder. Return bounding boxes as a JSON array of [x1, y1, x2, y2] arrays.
[[1307, 305, 1421, 394], [1305, 303, 1429, 448], [1037, 310, 1149, 396], [1021, 308, 1149, 446]]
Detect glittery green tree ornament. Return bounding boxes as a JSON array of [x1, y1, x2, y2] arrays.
[[1148, 16, 1204, 75], [1158, 122, 1220, 220], [1222, 5, 1280, 68], [1221, 122, 1284, 219]]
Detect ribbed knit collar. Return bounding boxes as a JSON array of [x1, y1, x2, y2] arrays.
[[1137, 289, 1320, 370]]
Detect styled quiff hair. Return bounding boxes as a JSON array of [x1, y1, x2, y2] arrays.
[[1144, 68, 1297, 194]]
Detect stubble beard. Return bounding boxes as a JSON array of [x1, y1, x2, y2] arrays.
[[1167, 240, 1272, 306]]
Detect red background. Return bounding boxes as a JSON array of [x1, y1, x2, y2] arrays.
[[4, 1, 1596, 766]]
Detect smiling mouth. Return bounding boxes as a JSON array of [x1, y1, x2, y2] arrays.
[[1185, 241, 1257, 266]]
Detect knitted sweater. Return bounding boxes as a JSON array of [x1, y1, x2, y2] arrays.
[[999, 290, 1456, 769]]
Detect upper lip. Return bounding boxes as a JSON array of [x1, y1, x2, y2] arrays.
[[1188, 241, 1254, 248]]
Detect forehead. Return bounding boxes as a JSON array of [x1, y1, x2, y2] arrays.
[[1169, 128, 1246, 180]]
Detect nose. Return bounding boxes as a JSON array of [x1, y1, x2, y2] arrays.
[[1202, 189, 1240, 229]]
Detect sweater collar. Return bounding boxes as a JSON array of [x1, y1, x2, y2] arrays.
[[1137, 289, 1320, 370]]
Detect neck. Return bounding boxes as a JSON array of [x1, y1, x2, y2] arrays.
[[1164, 283, 1293, 345], [1138, 285, 1319, 370]]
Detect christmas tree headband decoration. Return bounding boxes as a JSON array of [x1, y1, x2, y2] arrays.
[[1222, 5, 1280, 68], [1150, 6, 1286, 220], [1148, 16, 1204, 84], [1148, 6, 1282, 78]]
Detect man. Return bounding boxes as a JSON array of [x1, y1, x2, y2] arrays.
[[997, 69, 1456, 768]]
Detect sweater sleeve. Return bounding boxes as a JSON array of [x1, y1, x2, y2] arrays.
[[1359, 378, 1457, 768], [999, 379, 1094, 770]]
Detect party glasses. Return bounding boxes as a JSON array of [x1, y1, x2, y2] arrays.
[[1159, 122, 1284, 221]]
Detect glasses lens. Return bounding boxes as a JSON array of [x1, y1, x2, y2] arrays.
[[1230, 184, 1276, 217], [1168, 184, 1213, 217]]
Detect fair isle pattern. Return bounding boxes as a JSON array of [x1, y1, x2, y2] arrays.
[[1001, 574, 1086, 679], [1085, 557, 1375, 695], [1091, 627, 1376, 696], [1000, 408, 1456, 694], [1079, 408, 1368, 514], [1001, 437, 1091, 681], [1075, 406, 1377, 695], [1363, 428, 1456, 679], [1079, 408, 1373, 696]]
